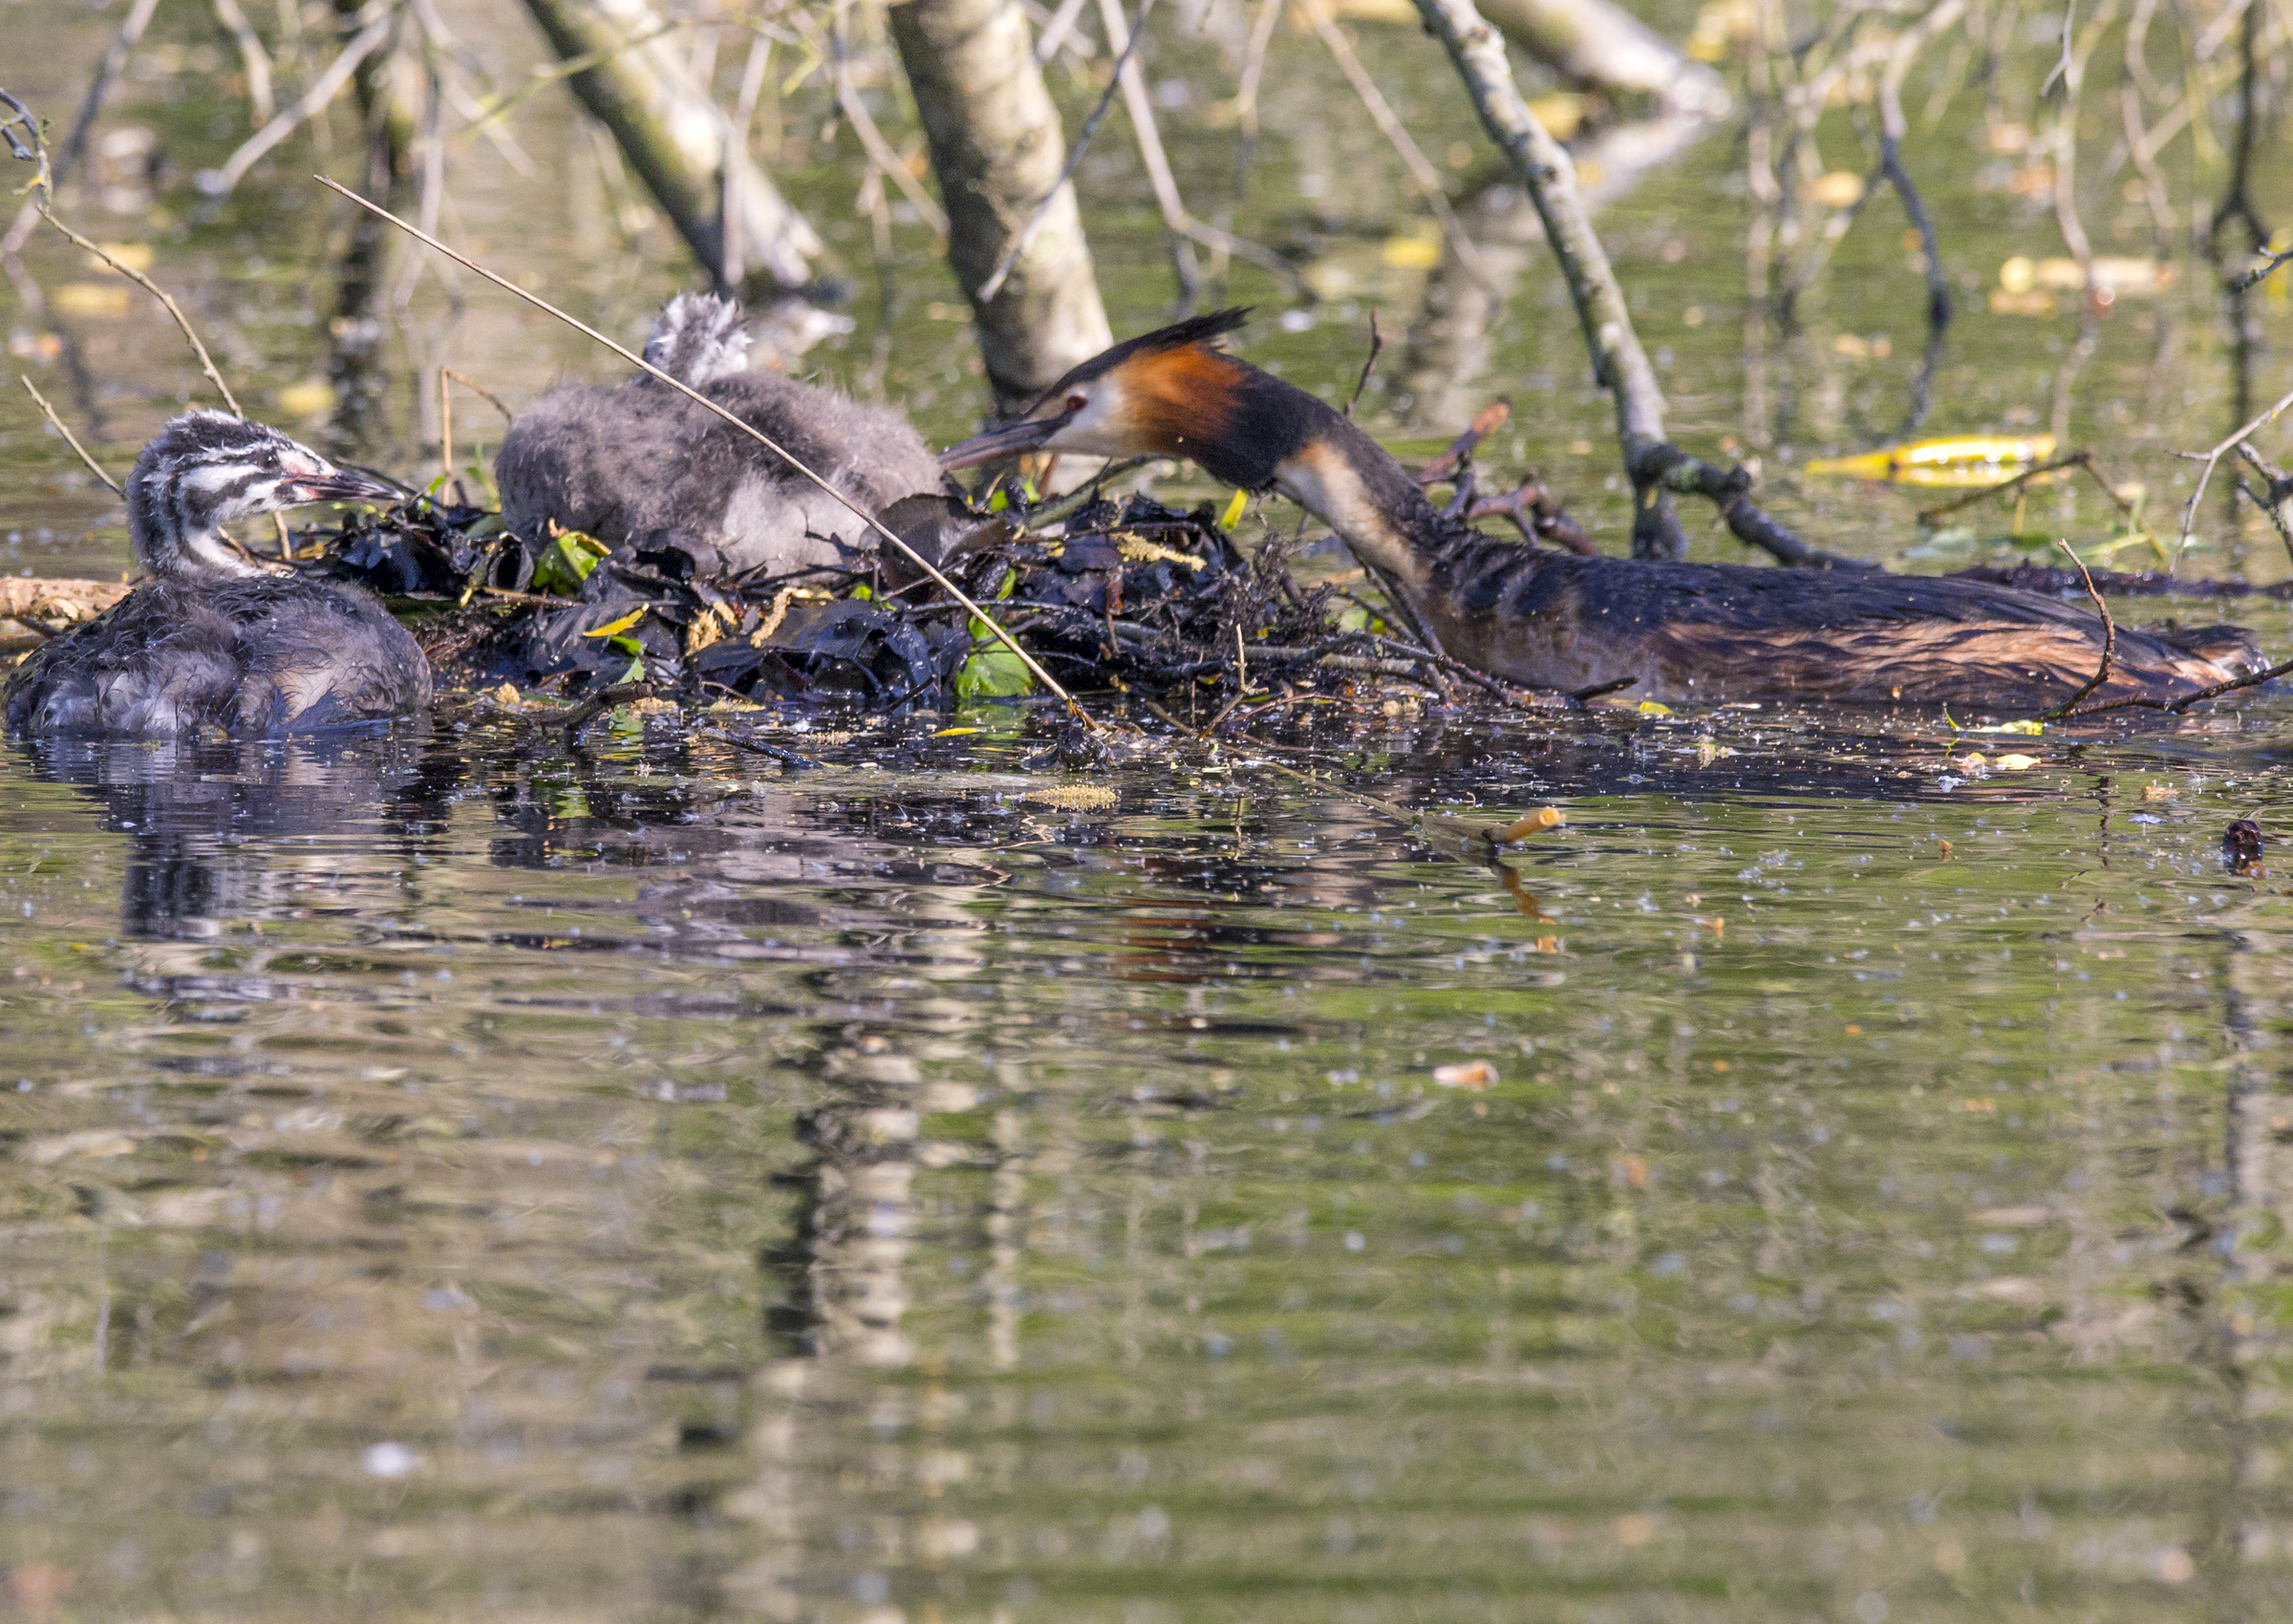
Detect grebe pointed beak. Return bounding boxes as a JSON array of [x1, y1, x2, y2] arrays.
[[938, 406, 1076, 471], [288, 467, 404, 506]]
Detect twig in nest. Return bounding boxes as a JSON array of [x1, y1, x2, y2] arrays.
[[319, 175, 1094, 729], [697, 724, 824, 771], [2173, 382, 2293, 570], [441, 366, 512, 422], [2037, 537, 2114, 720], [1345, 310, 1382, 418], [559, 680, 655, 735], [18, 374, 119, 494], [1568, 675, 1640, 704], [1416, 401, 1510, 484]]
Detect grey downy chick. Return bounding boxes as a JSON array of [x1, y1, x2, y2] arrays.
[[5, 411, 427, 738], [494, 292, 948, 581]]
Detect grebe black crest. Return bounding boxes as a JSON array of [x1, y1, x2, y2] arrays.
[[496, 291, 947, 580], [5, 412, 429, 738], [943, 311, 2264, 710]]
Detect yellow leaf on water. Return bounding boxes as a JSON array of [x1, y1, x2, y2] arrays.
[[1023, 783, 1118, 811], [1966, 719, 2044, 735], [1994, 753, 2041, 771], [87, 241, 153, 272], [1527, 94, 1589, 140], [1988, 288, 2059, 317], [1637, 699, 1673, 716], [53, 282, 133, 317], [275, 379, 337, 417], [1803, 433, 2056, 485], [2002, 253, 2175, 297], [1380, 228, 1443, 270], [1218, 489, 1249, 530], [1804, 170, 1866, 208], [932, 726, 983, 737]]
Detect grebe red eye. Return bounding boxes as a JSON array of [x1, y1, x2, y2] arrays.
[[1065, 394, 1087, 413]]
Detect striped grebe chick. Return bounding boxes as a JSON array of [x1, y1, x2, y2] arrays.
[[6, 412, 428, 737], [496, 292, 947, 580], [943, 310, 2263, 711]]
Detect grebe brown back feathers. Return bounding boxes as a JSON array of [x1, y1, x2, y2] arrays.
[[943, 311, 2262, 710], [496, 293, 946, 580], [5, 412, 427, 738]]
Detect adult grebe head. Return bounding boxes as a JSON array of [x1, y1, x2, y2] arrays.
[[939, 309, 1316, 491], [128, 410, 402, 579]]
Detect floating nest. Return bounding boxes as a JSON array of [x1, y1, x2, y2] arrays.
[[303, 482, 1466, 715]]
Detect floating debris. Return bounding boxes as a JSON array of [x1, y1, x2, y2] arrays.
[[1432, 1060, 1499, 1091], [2224, 818, 2265, 874], [1803, 434, 2057, 486]]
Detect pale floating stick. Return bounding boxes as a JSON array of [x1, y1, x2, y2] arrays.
[[1492, 806, 1565, 843], [19, 373, 120, 494], [316, 176, 1093, 726]]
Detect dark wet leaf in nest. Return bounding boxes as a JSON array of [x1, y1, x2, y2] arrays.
[[697, 597, 949, 706]]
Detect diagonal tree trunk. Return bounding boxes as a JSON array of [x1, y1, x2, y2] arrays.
[[518, 0, 825, 293], [890, 0, 1112, 412]]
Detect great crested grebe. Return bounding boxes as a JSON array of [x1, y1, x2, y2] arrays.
[[6, 412, 427, 738], [496, 292, 947, 580], [943, 310, 2263, 710]]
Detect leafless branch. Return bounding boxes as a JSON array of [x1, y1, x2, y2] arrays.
[[197, 8, 396, 198], [2038, 538, 2115, 719], [1305, 4, 1499, 296], [2175, 383, 2293, 567], [1345, 310, 1382, 417], [18, 373, 120, 494]]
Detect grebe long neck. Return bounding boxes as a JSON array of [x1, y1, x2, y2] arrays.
[[1265, 411, 1449, 594]]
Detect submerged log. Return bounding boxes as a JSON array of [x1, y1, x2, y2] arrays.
[[516, 0, 825, 292], [0, 578, 131, 652], [890, 0, 1113, 411]]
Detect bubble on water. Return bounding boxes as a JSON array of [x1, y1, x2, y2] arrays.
[[362, 1442, 418, 1479], [1343, 1231, 1365, 1252]]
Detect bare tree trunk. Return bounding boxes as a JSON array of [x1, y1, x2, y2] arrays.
[[1477, 0, 1728, 115], [517, 0, 825, 293], [890, 0, 1113, 411]]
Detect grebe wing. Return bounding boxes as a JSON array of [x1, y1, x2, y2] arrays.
[[4, 584, 242, 737], [226, 579, 433, 732]]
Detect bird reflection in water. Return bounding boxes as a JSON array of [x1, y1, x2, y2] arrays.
[[16, 731, 439, 946]]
